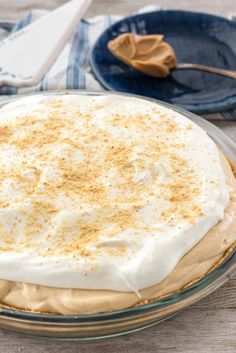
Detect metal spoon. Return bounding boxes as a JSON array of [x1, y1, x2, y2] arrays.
[[176, 63, 236, 79], [108, 33, 236, 80]]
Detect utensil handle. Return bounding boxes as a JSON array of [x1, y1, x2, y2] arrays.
[[176, 63, 236, 79]]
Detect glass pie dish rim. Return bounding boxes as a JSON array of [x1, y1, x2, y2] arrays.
[[0, 90, 235, 328]]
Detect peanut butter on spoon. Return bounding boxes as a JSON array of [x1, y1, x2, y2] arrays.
[[108, 33, 177, 78], [108, 33, 236, 80]]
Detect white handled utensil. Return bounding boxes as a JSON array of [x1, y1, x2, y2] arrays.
[[0, 0, 92, 87]]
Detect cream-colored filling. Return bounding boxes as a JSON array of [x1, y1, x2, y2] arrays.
[[0, 153, 235, 315]]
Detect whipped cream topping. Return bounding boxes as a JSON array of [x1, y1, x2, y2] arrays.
[[0, 94, 229, 292]]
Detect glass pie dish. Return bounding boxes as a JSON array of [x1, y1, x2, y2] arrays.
[[0, 91, 235, 340]]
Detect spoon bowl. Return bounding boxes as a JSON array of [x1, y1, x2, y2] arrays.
[[108, 33, 236, 80]]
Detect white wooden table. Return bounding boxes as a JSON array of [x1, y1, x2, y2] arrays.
[[0, 1, 235, 352]]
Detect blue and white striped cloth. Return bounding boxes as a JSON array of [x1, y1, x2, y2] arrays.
[[0, 6, 235, 120]]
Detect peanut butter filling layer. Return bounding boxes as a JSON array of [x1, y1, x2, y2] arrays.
[[0, 153, 235, 315]]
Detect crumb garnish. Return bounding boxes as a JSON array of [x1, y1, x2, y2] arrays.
[[0, 98, 204, 265]]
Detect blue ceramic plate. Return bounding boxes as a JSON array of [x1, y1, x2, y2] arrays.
[[90, 10, 236, 114]]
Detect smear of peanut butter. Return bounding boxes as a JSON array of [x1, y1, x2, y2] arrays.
[[108, 33, 177, 78]]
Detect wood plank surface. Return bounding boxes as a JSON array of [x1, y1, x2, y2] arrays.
[[0, 0, 235, 20], [0, 1, 235, 352]]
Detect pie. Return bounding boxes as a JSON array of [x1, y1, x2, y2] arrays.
[[0, 94, 235, 314]]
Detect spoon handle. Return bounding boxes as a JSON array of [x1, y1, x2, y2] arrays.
[[176, 63, 236, 79]]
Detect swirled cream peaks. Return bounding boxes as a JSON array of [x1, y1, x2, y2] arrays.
[[0, 94, 229, 292]]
